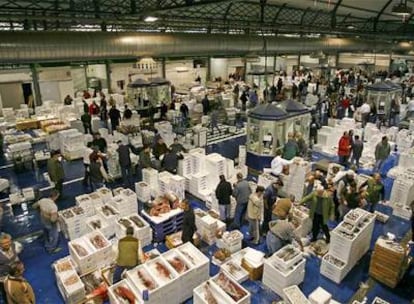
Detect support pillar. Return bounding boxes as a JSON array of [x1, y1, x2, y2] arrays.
[[161, 58, 166, 78], [105, 60, 112, 92], [206, 56, 211, 82], [30, 64, 42, 106]]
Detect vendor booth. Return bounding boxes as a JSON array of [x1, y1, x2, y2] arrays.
[[246, 100, 311, 171], [127, 77, 171, 111], [366, 81, 402, 117]]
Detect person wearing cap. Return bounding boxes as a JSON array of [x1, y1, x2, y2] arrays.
[[215, 175, 233, 223], [266, 213, 303, 256], [230, 173, 251, 229], [33, 191, 61, 254], [272, 195, 294, 221], [262, 179, 283, 234], [114, 226, 143, 283], [117, 140, 132, 187], [4, 261, 35, 304], [47, 150, 64, 197], [300, 185, 334, 243]]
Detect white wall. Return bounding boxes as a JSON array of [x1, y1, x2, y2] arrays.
[[86, 64, 108, 88], [165, 60, 206, 88], [210, 58, 228, 80], [338, 53, 390, 70]]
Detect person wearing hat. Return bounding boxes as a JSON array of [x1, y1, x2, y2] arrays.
[[230, 173, 251, 229], [114, 226, 143, 283], [266, 213, 303, 256], [262, 178, 283, 234], [4, 261, 35, 304], [300, 185, 334, 243], [47, 150, 64, 197]]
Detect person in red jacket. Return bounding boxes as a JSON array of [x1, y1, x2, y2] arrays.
[[89, 100, 100, 116], [338, 131, 351, 166]]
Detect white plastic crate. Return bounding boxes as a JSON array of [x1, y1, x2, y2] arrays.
[[108, 279, 143, 304]]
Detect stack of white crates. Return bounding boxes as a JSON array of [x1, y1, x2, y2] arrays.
[[85, 215, 113, 239], [110, 188, 138, 216], [194, 210, 226, 245], [216, 230, 244, 253], [238, 145, 246, 165], [143, 168, 160, 197], [108, 280, 142, 304], [68, 230, 113, 274], [320, 208, 375, 283], [189, 172, 210, 200], [59, 129, 85, 160], [107, 144, 121, 179], [290, 205, 312, 238], [205, 153, 227, 188], [262, 245, 306, 298], [96, 187, 113, 204], [54, 257, 86, 304], [59, 206, 87, 240], [283, 158, 311, 200], [177, 153, 193, 177], [75, 194, 96, 216], [135, 181, 151, 202], [191, 151, 206, 175], [390, 168, 414, 220]]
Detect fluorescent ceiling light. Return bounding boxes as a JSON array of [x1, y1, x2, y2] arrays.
[[144, 16, 158, 22], [346, 25, 355, 30]]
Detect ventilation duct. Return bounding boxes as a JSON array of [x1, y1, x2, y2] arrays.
[[0, 32, 410, 63]]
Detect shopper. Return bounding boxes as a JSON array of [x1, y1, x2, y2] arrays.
[[153, 138, 168, 167], [89, 153, 110, 191], [215, 175, 233, 223], [114, 226, 143, 283], [335, 170, 356, 220], [82, 142, 93, 188], [300, 185, 334, 243], [169, 138, 186, 155], [4, 261, 35, 304], [123, 105, 132, 120], [309, 117, 319, 146], [269, 150, 293, 177], [247, 186, 265, 245], [282, 133, 299, 160], [374, 136, 391, 173], [63, 94, 73, 105], [389, 99, 400, 127], [100, 95, 108, 127], [34, 191, 61, 254], [359, 173, 385, 212], [230, 173, 251, 229], [314, 170, 328, 189], [201, 94, 210, 115], [108, 105, 121, 134], [303, 174, 316, 198], [180, 199, 196, 244], [91, 132, 107, 154], [342, 182, 362, 215], [210, 107, 221, 134], [272, 195, 294, 221], [337, 131, 351, 167], [81, 111, 92, 134], [296, 132, 307, 158], [262, 179, 283, 234], [117, 141, 132, 187], [137, 145, 152, 181], [47, 150, 64, 198], [350, 135, 364, 168], [89, 100, 100, 116], [82, 99, 89, 114], [179, 102, 189, 127], [161, 148, 180, 174], [240, 91, 248, 111], [266, 214, 303, 256]]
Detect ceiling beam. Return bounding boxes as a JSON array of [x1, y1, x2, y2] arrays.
[[373, 0, 393, 32], [272, 3, 287, 25], [330, 0, 343, 28]]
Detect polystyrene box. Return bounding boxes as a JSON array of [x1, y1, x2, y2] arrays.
[[309, 287, 332, 304]]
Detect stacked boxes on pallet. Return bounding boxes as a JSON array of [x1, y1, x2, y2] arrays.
[[390, 168, 414, 220], [141, 208, 184, 242], [126, 242, 209, 304], [320, 208, 375, 283], [54, 257, 85, 304], [291, 206, 313, 238], [216, 230, 244, 254], [194, 209, 226, 245], [193, 272, 251, 304], [205, 153, 227, 188], [69, 230, 113, 275], [143, 168, 160, 198], [135, 181, 151, 202], [282, 158, 311, 201], [262, 245, 306, 298], [58, 206, 87, 240], [58, 129, 84, 160], [96, 187, 113, 204], [75, 195, 96, 217], [85, 215, 113, 239], [158, 172, 186, 200], [109, 188, 138, 217]]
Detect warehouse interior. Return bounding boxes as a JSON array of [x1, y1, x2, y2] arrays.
[[0, 0, 414, 304]]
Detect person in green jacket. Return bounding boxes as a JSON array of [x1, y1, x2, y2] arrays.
[[113, 226, 143, 283], [374, 136, 390, 172], [282, 132, 299, 160], [47, 150, 64, 197], [359, 173, 384, 212], [300, 185, 334, 243]]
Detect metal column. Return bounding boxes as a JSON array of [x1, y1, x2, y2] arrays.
[[105, 60, 112, 92], [30, 64, 42, 106]]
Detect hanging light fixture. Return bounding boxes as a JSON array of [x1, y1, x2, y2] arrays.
[[392, 0, 412, 16]]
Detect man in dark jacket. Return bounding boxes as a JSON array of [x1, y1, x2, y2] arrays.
[[108, 105, 121, 134], [81, 111, 92, 134], [117, 141, 131, 187], [215, 175, 233, 223], [91, 132, 107, 153], [201, 95, 210, 115], [351, 135, 364, 168], [47, 150, 64, 197], [180, 199, 196, 244], [137, 145, 152, 181], [82, 99, 89, 114], [262, 179, 283, 234], [161, 148, 180, 174], [230, 173, 251, 229]]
